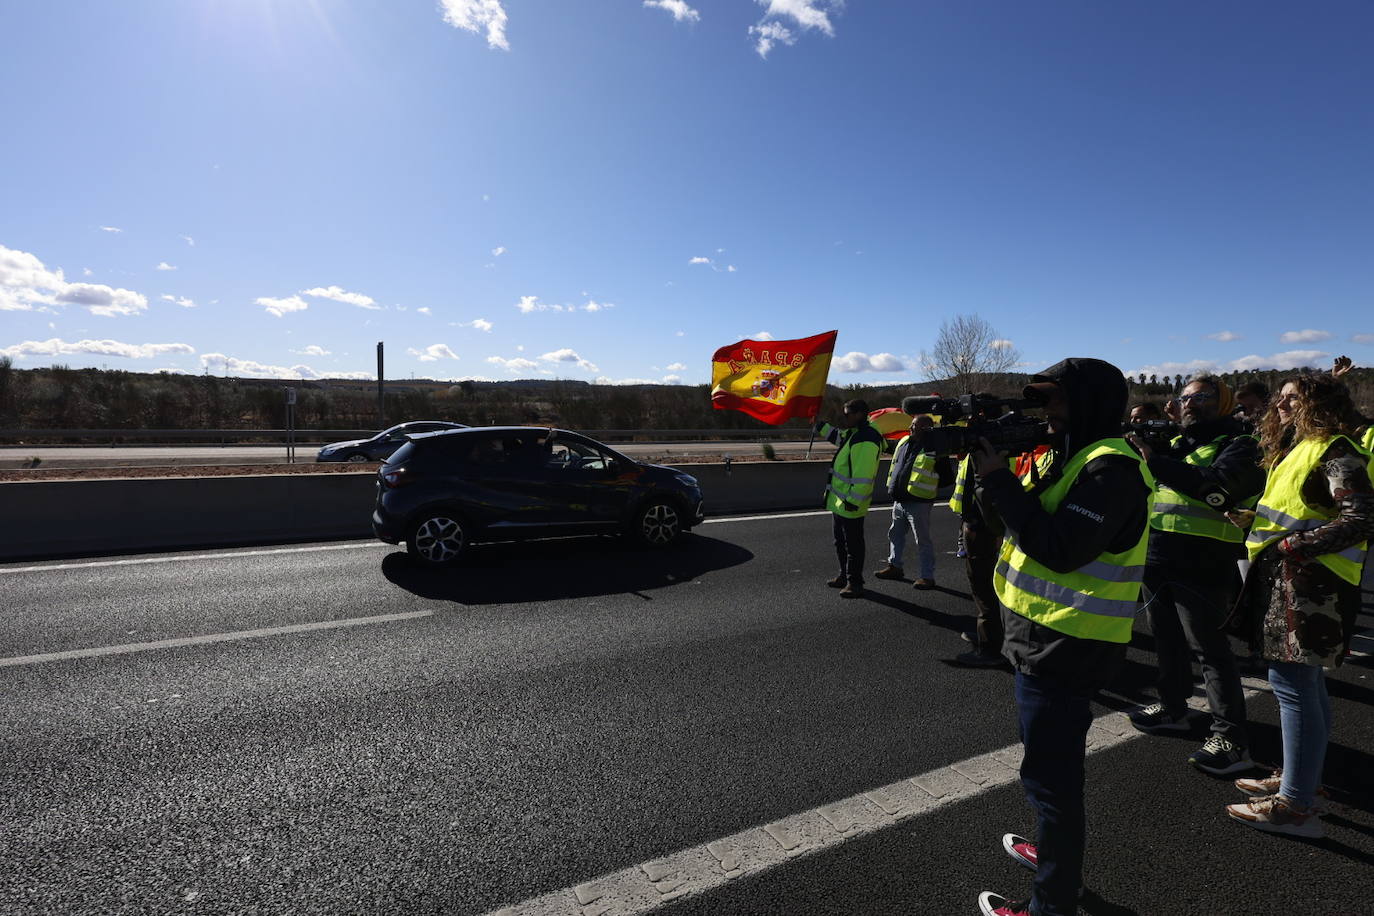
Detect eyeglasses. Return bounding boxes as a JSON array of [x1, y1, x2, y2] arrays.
[[1177, 392, 1216, 404]]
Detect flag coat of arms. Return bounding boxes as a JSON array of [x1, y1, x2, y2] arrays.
[[710, 330, 837, 425]]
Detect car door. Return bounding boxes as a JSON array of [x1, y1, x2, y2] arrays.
[[540, 436, 638, 531], [457, 431, 558, 530]]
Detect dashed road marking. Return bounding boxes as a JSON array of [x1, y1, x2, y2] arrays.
[[485, 685, 1262, 916], [0, 542, 389, 575], [0, 610, 434, 669]]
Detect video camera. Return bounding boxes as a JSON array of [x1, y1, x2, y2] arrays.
[[1123, 418, 1178, 451], [900, 393, 1052, 456]]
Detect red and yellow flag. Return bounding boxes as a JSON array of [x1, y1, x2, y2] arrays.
[[710, 330, 837, 425]]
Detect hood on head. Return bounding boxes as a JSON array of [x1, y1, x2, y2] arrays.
[[1026, 358, 1130, 456]]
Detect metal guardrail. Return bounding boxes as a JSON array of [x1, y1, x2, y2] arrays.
[[0, 427, 811, 445]]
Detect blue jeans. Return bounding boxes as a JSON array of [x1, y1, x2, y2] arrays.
[[1268, 661, 1331, 808], [1015, 672, 1094, 916], [887, 500, 935, 579]]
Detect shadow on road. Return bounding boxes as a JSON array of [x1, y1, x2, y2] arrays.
[[379, 532, 753, 605]]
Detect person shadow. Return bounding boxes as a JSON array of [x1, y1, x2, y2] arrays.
[[380, 532, 753, 605]]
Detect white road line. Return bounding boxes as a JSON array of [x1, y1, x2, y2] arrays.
[[0, 610, 434, 669], [0, 542, 390, 575], [2, 507, 930, 575], [484, 686, 1262, 916]]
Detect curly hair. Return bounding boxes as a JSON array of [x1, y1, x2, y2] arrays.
[[1259, 373, 1365, 468]]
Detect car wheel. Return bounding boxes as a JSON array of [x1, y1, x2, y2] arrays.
[[407, 513, 468, 566], [345, 453, 370, 463], [634, 499, 683, 547]]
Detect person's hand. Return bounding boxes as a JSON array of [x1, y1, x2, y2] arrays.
[[1332, 355, 1353, 378], [813, 419, 827, 434], [972, 437, 1003, 479], [1125, 432, 1153, 462], [1225, 508, 1255, 529]]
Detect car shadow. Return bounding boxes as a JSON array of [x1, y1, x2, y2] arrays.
[[379, 532, 753, 605]]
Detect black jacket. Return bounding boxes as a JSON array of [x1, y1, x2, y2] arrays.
[[1145, 416, 1264, 570], [978, 358, 1152, 692]]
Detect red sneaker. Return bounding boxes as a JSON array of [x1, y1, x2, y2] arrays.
[[977, 892, 1031, 915], [1002, 833, 1038, 871]]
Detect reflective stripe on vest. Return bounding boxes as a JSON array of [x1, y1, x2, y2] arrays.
[[949, 455, 971, 515], [825, 422, 882, 518], [994, 438, 1154, 644], [1246, 435, 1371, 585], [1149, 434, 1255, 544]]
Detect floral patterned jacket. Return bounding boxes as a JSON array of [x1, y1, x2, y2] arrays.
[[1232, 437, 1374, 668]]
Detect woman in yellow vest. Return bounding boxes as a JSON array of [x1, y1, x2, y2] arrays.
[[1224, 373, 1374, 839]]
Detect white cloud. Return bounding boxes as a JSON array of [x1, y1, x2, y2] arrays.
[[200, 352, 332, 380], [82, 267, 92, 276], [1206, 330, 1241, 342], [439, 0, 509, 51], [0, 244, 148, 316], [1, 337, 195, 360], [663, 374, 682, 384], [581, 300, 613, 312], [516, 294, 551, 313], [539, 348, 599, 372], [689, 256, 713, 265], [491, 246, 506, 257], [181, 235, 195, 247], [293, 345, 331, 356], [156, 261, 176, 271], [256, 294, 309, 318], [666, 362, 687, 371], [727, 264, 737, 272], [750, 0, 839, 57], [1279, 328, 1332, 344], [486, 355, 540, 373], [161, 294, 196, 308], [749, 21, 794, 57], [301, 285, 379, 309], [989, 339, 1014, 350], [675, 330, 685, 337], [99, 226, 123, 233], [1352, 333, 1374, 345], [645, 1, 700, 23], [417, 307, 432, 315], [745, 331, 775, 341], [460, 318, 493, 332], [408, 344, 461, 362], [831, 351, 911, 373]]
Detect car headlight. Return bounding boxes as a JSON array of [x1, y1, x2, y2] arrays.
[[674, 473, 699, 488], [319, 446, 337, 455]]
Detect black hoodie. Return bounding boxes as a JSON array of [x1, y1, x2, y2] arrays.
[[978, 358, 1152, 691]]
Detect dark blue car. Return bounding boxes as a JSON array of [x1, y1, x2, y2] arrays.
[[371, 426, 705, 566]]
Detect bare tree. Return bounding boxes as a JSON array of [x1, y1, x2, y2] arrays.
[[918, 314, 1021, 391]]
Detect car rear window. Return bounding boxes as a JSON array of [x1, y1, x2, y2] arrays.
[[387, 431, 548, 469]]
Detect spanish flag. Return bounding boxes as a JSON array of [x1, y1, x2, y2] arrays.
[[710, 330, 837, 425]]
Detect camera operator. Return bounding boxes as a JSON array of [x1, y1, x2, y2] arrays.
[[1234, 381, 1269, 433], [1124, 376, 1263, 775], [1128, 402, 1163, 423], [814, 399, 883, 598], [972, 359, 1152, 916]]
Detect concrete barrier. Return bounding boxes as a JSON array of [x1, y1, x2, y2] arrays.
[[0, 460, 901, 560]]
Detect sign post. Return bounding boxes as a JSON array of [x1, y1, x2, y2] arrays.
[[284, 387, 297, 464]]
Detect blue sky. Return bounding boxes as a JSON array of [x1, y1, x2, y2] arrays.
[[3, 1, 1372, 386]]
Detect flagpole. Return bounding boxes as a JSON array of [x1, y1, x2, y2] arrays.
[[806, 417, 818, 459]]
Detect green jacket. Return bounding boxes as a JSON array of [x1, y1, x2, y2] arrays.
[[819, 420, 883, 518]]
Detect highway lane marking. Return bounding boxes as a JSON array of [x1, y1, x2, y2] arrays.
[[1, 507, 931, 575], [0, 542, 392, 575], [484, 682, 1267, 916], [704, 503, 948, 524], [0, 610, 434, 669]]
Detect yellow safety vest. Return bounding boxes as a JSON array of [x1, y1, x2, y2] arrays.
[[949, 455, 971, 515], [1150, 434, 1257, 544], [888, 435, 938, 500], [994, 438, 1154, 644], [1362, 426, 1374, 453], [1246, 435, 1372, 586], [820, 421, 882, 519]]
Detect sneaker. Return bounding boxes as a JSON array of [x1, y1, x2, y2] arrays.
[[959, 630, 977, 645], [999, 835, 1085, 898], [1226, 795, 1324, 839], [912, 578, 936, 589], [1002, 834, 1037, 871], [826, 575, 847, 589], [1235, 771, 1329, 812], [1189, 735, 1254, 776], [1128, 702, 1191, 733], [956, 548, 969, 558], [976, 893, 1030, 916], [840, 582, 864, 599], [953, 649, 1009, 669], [873, 564, 905, 580]]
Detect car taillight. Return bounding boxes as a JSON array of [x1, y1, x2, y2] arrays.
[[380, 467, 412, 488]]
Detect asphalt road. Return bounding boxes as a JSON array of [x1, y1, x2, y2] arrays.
[[0, 441, 816, 469], [2, 510, 1372, 915]]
